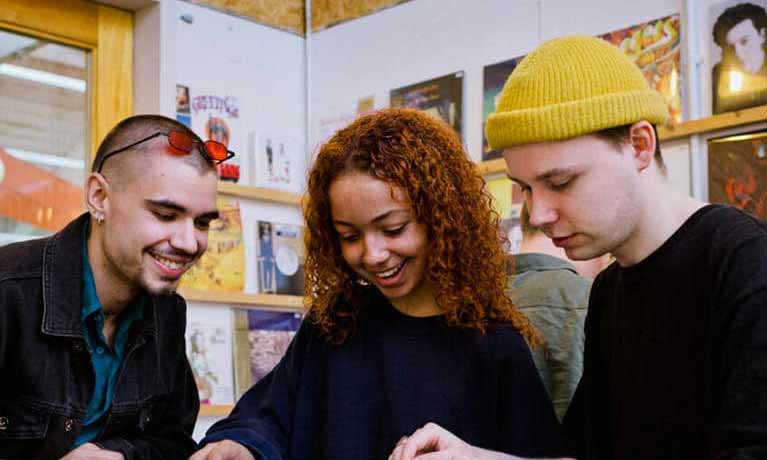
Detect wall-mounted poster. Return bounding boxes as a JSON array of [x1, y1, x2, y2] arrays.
[[180, 198, 245, 292], [709, 1, 767, 114], [186, 305, 234, 405], [191, 92, 242, 183], [254, 135, 301, 193], [390, 72, 463, 136], [708, 129, 767, 218], [486, 176, 524, 254], [600, 13, 683, 123], [256, 221, 305, 295], [482, 57, 523, 161]]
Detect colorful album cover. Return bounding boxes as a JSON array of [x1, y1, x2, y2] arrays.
[[600, 13, 683, 123], [709, 0, 767, 114], [246, 310, 302, 386], [180, 198, 245, 292], [708, 129, 767, 218], [191, 91, 242, 182], [486, 176, 523, 254], [390, 72, 464, 136], [482, 57, 523, 161], [175, 84, 191, 127], [256, 221, 305, 295], [254, 135, 301, 193], [185, 305, 234, 405]]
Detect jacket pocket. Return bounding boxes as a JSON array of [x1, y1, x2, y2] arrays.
[[0, 400, 51, 440]]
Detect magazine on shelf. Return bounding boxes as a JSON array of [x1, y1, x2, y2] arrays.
[[186, 305, 234, 405], [253, 135, 301, 193], [482, 57, 523, 161], [232, 309, 302, 398], [256, 221, 305, 296], [191, 90, 243, 183], [180, 198, 245, 292], [486, 176, 523, 254]]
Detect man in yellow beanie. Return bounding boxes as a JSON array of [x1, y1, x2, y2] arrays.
[[390, 34, 767, 460]]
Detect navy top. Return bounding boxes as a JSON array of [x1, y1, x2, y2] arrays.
[[75, 225, 144, 447], [201, 291, 562, 459]]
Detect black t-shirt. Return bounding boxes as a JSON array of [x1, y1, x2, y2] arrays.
[[565, 204, 767, 459]]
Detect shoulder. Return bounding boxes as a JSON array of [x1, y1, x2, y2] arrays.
[[0, 236, 48, 279], [474, 324, 533, 360], [690, 205, 767, 243]]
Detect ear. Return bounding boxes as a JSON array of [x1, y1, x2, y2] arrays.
[[85, 172, 110, 222], [628, 121, 656, 173]]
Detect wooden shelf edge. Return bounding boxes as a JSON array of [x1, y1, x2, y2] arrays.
[[199, 404, 233, 417], [477, 158, 506, 176], [179, 288, 305, 311], [659, 105, 767, 141], [217, 182, 302, 206]]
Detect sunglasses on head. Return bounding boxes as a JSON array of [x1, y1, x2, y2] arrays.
[[95, 130, 235, 173]]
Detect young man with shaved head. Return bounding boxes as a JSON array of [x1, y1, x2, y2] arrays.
[[391, 35, 767, 460], [0, 115, 234, 459]]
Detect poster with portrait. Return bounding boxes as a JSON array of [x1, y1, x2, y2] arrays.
[[244, 310, 302, 388], [482, 57, 523, 161], [254, 135, 301, 193], [256, 221, 305, 296], [709, 0, 767, 114], [600, 13, 683, 123], [390, 72, 464, 136], [191, 91, 242, 183], [180, 198, 245, 292], [708, 129, 767, 218], [486, 176, 524, 254], [185, 305, 234, 405]]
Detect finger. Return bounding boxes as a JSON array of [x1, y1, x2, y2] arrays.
[[189, 443, 217, 460], [414, 451, 453, 460], [389, 441, 406, 460], [400, 424, 445, 460]]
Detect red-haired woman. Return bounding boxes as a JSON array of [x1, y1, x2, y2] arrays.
[[193, 109, 562, 460]]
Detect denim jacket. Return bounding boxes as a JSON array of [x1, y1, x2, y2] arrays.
[[0, 214, 199, 460]]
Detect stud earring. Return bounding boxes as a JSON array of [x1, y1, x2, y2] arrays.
[[96, 215, 104, 225]]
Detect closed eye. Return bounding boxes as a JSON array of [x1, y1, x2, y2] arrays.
[[152, 210, 176, 221], [383, 223, 408, 236]]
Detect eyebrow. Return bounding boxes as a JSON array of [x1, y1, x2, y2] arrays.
[[145, 199, 219, 221], [507, 167, 579, 185], [333, 209, 410, 227]]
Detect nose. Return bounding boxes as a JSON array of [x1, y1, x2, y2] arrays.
[[170, 219, 201, 256], [361, 233, 389, 267], [527, 191, 559, 229]]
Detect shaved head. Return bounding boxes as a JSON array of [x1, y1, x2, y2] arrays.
[[93, 115, 216, 188]]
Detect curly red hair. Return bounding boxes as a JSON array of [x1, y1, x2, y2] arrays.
[[304, 108, 541, 346]]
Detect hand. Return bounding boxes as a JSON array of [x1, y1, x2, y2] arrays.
[[189, 440, 255, 460], [59, 443, 124, 460], [389, 422, 487, 460]]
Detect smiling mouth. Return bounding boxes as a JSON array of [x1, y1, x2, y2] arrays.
[[373, 261, 405, 280], [149, 251, 192, 273]]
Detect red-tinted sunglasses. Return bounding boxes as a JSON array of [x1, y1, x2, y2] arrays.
[[95, 130, 235, 173]]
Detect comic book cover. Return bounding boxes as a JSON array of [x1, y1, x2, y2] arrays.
[[390, 72, 464, 136], [191, 91, 242, 182], [180, 198, 245, 292], [185, 305, 234, 405], [486, 176, 523, 253], [709, 0, 767, 114], [600, 13, 683, 123], [256, 221, 305, 295], [254, 135, 301, 193], [708, 130, 767, 218], [246, 310, 302, 387], [482, 57, 523, 161]]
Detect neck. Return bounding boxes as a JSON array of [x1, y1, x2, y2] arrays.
[[612, 177, 705, 267], [87, 223, 140, 315], [390, 281, 440, 317]]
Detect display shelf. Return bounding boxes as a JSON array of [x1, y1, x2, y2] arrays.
[[217, 182, 302, 206], [199, 404, 234, 417], [179, 288, 305, 312], [476, 104, 767, 176]]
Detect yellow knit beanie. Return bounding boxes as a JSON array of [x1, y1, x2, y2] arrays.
[[485, 34, 669, 150]]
